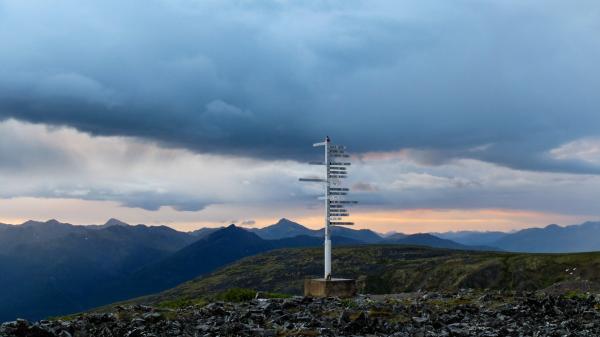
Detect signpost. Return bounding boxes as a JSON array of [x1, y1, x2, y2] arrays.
[[300, 136, 357, 282]]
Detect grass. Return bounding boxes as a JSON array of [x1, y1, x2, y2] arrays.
[[157, 297, 208, 309], [340, 298, 358, 308]]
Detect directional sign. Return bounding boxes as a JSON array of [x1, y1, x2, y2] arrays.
[[329, 145, 346, 150], [330, 208, 349, 212], [299, 136, 359, 279], [330, 222, 354, 226], [299, 178, 326, 182]]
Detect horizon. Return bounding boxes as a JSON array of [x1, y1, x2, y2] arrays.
[[2, 215, 598, 235], [2, 1, 600, 233]]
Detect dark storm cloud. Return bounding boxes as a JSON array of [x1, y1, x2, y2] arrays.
[[1, 0, 600, 172]]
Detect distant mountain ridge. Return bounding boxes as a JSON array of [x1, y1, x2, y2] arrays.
[[247, 218, 383, 243], [434, 230, 509, 246], [245, 218, 492, 249], [491, 221, 600, 253], [248, 218, 314, 239], [385, 233, 499, 251]]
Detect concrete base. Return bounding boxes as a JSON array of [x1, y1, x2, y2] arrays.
[[304, 278, 357, 298]]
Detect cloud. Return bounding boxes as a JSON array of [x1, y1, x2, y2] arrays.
[[1, 120, 600, 228], [352, 182, 378, 192], [0, 119, 318, 211], [0, 0, 599, 173], [349, 152, 600, 216], [550, 138, 600, 165], [240, 220, 256, 226]]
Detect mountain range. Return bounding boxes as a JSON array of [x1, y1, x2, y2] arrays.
[[0, 219, 366, 321], [2, 217, 600, 322]]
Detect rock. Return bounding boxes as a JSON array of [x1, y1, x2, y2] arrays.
[[4, 292, 600, 336], [412, 316, 428, 324], [582, 310, 597, 320], [338, 310, 351, 325]]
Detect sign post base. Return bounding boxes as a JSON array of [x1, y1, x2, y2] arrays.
[[304, 278, 357, 298]]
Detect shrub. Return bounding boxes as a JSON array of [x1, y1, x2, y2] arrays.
[[215, 288, 257, 302]]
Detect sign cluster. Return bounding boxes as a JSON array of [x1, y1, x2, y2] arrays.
[[299, 136, 357, 279]]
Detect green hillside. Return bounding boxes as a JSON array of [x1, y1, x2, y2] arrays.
[[128, 245, 600, 305]]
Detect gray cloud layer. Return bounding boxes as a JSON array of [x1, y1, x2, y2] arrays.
[[1, 1, 600, 173]]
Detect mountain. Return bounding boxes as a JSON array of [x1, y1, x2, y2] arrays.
[[130, 245, 600, 306], [190, 227, 223, 239], [96, 218, 131, 228], [0, 219, 362, 322], [0, 219, 87, 253], [249, 218, 383, 243], [385, 233, 499, 251], [434, 230, 508, 246], [317, 226, 383, 243], [249, 218, 315, 239], [120, 225, 272, 297], [492, 221, 600, 253], [384, 232, 407, 241], [117, 225, 362, 299], [0, 220, 197, 322], [188, 220, 486, 250]]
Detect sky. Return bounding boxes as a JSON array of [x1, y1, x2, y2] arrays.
[[1, 0, 600, 233]]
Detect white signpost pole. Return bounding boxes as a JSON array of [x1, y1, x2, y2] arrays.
[[324, 137, 331, 279], [300, 136, 356, 281]]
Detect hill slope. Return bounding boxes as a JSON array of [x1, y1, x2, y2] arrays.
[[139, 245, 600, 305]]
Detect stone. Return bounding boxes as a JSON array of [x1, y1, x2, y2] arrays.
[[5, 291, 600, 336], [58, 331, 72, 337]]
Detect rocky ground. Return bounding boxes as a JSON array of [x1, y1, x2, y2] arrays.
[[3, 290, 600, 337]]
